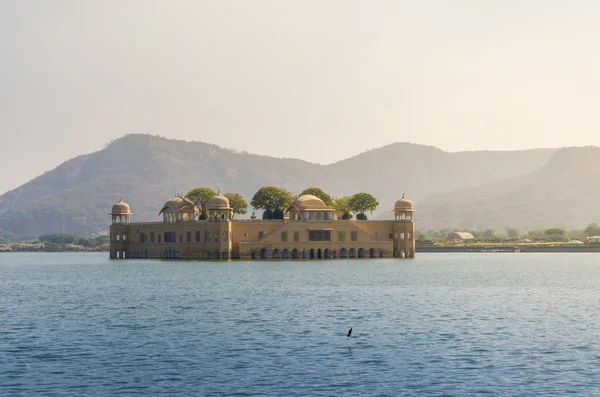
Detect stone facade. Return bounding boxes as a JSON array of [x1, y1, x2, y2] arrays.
[[110, 194, 415, 260]]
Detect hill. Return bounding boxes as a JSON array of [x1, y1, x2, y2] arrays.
[[416, 146, 600, 231], [0, 134, 557, 238]]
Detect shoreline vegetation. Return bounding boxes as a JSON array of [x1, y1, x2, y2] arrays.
[[0, 233, 109, 253]]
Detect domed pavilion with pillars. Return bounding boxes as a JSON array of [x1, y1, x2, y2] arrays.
[[111, 199, 131, 224], [109, 192, 416, 260], [158, 195, 198, 224], [394, 194, 414, 221], [287, 194, 334, 221], [208, 193, 233, 220]]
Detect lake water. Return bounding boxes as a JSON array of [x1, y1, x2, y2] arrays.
[[2, 253, 600, 396]]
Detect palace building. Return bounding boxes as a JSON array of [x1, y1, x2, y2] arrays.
[[109, 193, 415, 260]]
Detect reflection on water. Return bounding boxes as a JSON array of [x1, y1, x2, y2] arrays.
[[2, 252, 600, 396]]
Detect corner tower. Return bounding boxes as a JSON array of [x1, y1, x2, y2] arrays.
[[392, 194, 415, 258]]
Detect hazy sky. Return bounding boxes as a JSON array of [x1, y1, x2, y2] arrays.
[[1, 0, 600, 194]]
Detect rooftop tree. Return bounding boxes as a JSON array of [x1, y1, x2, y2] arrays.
[[349, 192, 379, 220], [185, 187, 217, 219], [251, 186, 294, 219], [223, 192, 248, 219], [332, 196, 352, 220]]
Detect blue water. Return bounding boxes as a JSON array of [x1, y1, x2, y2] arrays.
[[2, 253, 600, 396]]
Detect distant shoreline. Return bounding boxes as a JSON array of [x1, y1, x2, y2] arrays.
[[417, 245, 600, 253], [0, 243, 109, 253]]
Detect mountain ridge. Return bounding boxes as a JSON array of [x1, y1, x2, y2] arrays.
[[0, 134, 567, 238]]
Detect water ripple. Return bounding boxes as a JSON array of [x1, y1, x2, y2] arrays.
[[2, 252, 600, 396]]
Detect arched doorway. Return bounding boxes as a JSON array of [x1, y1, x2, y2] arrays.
[[282, 249, 290, 259], [340, 248, 347, 258], [116, 250, 120, 259], [333, 249, 337, 259], [291, 249, 298, 259], [379, 251, 384, 258], [309, 249, 315, 259], [369, 248, 376, 258], [317, 248, 322, 259], [273, 249, 281, 259], [261, 248, 268, 259], [222, 250, 228, 259], [302, 249, 307, 259], [349, 248, 356, 258], [358, 248, 365, 258], [324, 248, 330, 259], [251, 252, 257, 260]]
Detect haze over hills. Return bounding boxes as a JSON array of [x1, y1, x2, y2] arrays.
[[0, 134, 572, 238], [417, 146, 600, 232]]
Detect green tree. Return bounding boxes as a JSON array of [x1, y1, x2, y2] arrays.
[[332, 196, 352, 220], [546, 228, 568, 242], [505, 227, 520, 239], [251, 186, 294, 219], [482, 228, 496, 240], [349, 192, 379, 220], [584, 223, 600, 237], [224, 192, 248, 218], [299, 187, 333, 206], [93, 235, 110, 245], [185, 187, 217, 219], [38, 233, 79, 244], [527, 230, 547, 241]]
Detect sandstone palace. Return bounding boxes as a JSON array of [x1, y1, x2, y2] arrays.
[[109, 193, 415, 260]]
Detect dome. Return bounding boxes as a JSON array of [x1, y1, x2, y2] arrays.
[[159, 195, 197, 215], [163, 196, 189, 209], [208, 194, 231, 210], [111, 199, 131, 215], [394, 195, 414, 212], [292, 194, 326, 208]]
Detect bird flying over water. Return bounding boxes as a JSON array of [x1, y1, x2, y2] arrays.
[[347, 328, 352, 337]]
